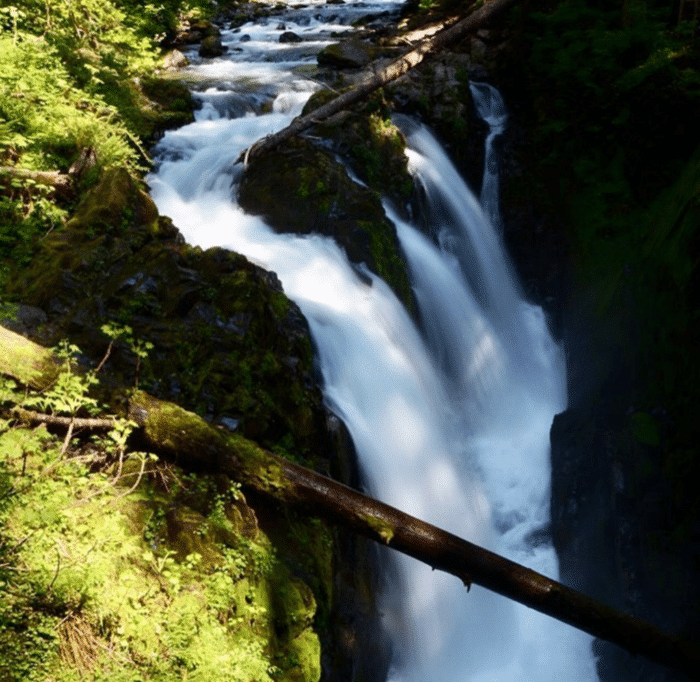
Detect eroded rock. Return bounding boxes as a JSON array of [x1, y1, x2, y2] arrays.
[[238, 136, 414, 313]]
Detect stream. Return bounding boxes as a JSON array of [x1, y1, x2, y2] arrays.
[[148, 1, 600, 680]]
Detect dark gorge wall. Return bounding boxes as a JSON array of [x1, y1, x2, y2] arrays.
[[480, 4, 700, 681]]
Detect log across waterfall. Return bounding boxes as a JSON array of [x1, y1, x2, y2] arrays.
[[147, 4, 599, 680]]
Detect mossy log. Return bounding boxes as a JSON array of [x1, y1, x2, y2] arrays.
[[237, 0, 518, 163], [1, 325, 698, 681]]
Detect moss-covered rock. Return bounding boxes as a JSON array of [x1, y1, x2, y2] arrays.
[[386, 52, 482, 187], [101, 76, 196, 144], [7, 168, 327, 461], [238, 136, 414, 313], [302, 90, 415, 211], [317, 40, 376, 68]]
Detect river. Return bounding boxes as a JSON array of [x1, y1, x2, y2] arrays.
[[148, 2, 600, 680]]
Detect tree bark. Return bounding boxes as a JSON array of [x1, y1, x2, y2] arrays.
[[237, 0, 519, 164], [1, 325, 698, 680]]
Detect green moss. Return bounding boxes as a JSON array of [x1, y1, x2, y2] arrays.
[[362, 514, 395, 544]]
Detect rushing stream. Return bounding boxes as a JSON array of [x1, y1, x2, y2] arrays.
[[148, 1, 599, 680]]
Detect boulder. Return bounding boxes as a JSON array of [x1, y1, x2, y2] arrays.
[[162, 49, 189, 70], [238, 136, 414, 313], [199, 35, 227, 57], [280, 31, 303, 43], [317, 39, 374, 68], [302, 91, 415, 212]]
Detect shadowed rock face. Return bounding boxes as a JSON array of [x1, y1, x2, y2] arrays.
[[237, 135, 415, 315], [9, 167, 325, 457]]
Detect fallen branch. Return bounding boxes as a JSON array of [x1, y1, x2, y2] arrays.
[[12, 408, 118, 431], [236, 0, 518, 163], [1, 325, 698, 680]]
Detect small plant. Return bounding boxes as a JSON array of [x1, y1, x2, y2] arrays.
[[23, 340, 100, 418], [99, 322, 153, 386]]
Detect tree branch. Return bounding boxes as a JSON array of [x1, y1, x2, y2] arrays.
[[12, 408, 118, 430], [236, 0, 519, 164], [1, 325, 698, 680]]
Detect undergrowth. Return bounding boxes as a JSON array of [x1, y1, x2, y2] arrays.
[[0, 337, 321, 681], [0, 0, 214, 285]]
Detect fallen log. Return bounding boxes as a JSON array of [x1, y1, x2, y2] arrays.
[[236, 0, 519, 163], [1, 325, 698, 680], [0, 166, 73, 194]]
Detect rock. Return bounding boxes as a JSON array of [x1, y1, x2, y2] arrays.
[[279, 31, 303, 43], [238, 136, 414, 313], [169, 19, 220, 46], [137, 76, 196, 136], [199, 35, 227, 57], [240, 34, 251, 42], [302, 90, 415, 212], [0, 303, 48, 337], [276, 22, 286, 30], [162, 49, 189, 71], [386, 53, 483, 191], [9, 168, 328, 458], [317, 39, 374, 68]]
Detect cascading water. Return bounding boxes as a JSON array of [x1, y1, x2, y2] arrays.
[[147, 3, 599, 680], [470, 82, 507, 233]]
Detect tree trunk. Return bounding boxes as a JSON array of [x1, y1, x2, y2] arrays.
[[1, 325, 698, 680], [237, 0, 519, 163]]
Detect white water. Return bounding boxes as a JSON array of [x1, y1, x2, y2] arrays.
[[148, 4, 599, 680]]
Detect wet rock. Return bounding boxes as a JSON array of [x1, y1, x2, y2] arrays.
[[238, 136, 414, 313], [317, 39, 375, 68], [386, 53, 483, 191], [302, 91, 415, 212], [199, 35, 227, 57], [280, 31, 303, 43]]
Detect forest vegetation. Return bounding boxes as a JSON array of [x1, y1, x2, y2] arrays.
[[0, 0, 698, 679]]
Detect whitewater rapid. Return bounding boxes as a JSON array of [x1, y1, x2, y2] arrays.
[[148, 3, 599, 680]]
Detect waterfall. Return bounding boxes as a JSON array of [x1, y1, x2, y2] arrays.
[[147, 5, 599, 681], [470, 82, 508, 233]]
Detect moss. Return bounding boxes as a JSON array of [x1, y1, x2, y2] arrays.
[[0, 327, 60, 391], [362, 514, 395, 544], [0, 412, 326, 682], [238, 136, 414, 314]]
